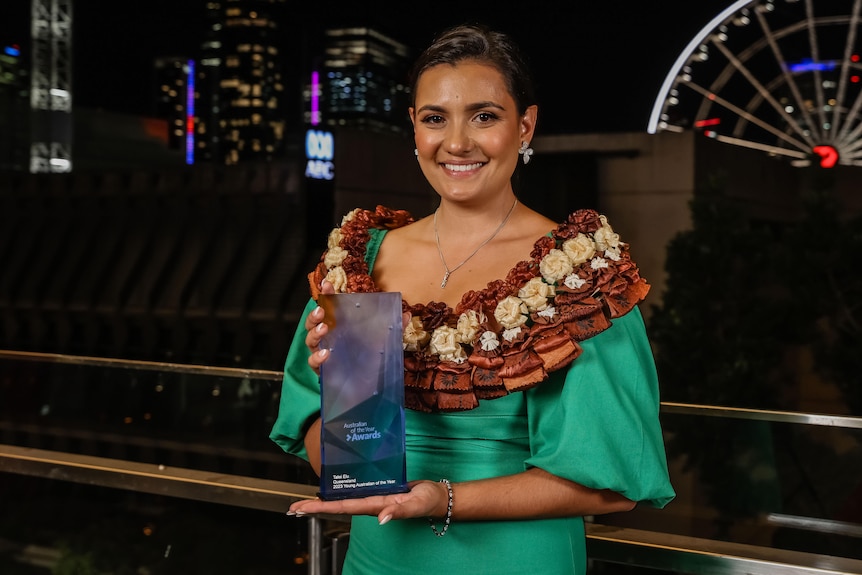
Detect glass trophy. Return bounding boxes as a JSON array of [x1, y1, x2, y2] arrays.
[[317, 292, 408, 500]]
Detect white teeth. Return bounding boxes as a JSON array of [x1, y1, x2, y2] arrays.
[[443, 163, 482, 172]]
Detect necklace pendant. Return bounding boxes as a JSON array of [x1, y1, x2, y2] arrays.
[[441, 272, 450, 288]]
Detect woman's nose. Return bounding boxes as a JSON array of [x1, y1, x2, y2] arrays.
[[444, 125, 472, 153]]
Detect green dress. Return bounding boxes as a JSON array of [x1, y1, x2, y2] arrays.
[[270, 208, 675, 575]]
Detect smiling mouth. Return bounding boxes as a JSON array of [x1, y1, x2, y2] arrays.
[[442, 162, 484, 172]]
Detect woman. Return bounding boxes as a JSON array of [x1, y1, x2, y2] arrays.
[[271, 23, 675, 575]]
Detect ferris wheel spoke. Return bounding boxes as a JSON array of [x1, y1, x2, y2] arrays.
[[709, 133, 809, 159], [833, 0, 862, 142], [686, 80, 811, 152], [832, 0, 862, 136], [803, 0, 831, 135], [753, 9, 821, 143], [713, 38, 817, 146], [734, 74, 786, 136], [836, 96, 862, 147], [839, 134, 862, 155]]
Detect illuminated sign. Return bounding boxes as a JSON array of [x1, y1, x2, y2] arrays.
[[788, 58, 837, 73], [311, 71, 321, 126], [812, 145, 838, 169], [186, 59, 195, 165], [305, 129, 334, 180], [694, 118, 721, 128]]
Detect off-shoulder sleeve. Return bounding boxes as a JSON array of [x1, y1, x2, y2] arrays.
[[524, 307, 676, 508], [269, 298, 321, 461]]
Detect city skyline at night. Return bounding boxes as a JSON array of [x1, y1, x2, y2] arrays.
[[0, 1, 731, 134]]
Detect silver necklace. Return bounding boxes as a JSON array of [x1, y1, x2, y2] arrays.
[[433, 198, 518, 288]]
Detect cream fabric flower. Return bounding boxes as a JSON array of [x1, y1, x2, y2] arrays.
[[591, 257, 609, 270], [341, 208, 361, 225], [324, 266, 347, 292], [403, 316, 430, 352], [562, 234, 596, 266], [604, 246, 622, 261], [564, 273, 587, 289], [429, 326, 467, 363], [456, 310, 482, 344], [539, 249, 574, 284], [327, 227, 343, 250], [538, 306, 557, 320], [479, 330, 500, 352], [518, 277, 555, 312], [494, 296, 529, 329], [502, 326, 522, 342], [594, 216, 620, 251], [323, 246, 348, 269]]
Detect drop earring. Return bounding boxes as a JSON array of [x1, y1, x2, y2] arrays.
[[414, 148, 418, 159], [518, 141, 533, 165]]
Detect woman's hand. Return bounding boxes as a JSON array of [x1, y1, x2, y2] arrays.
[[305, 281, 411, 374], [286, 480, 449, 526], [305, 280, 335, 373]]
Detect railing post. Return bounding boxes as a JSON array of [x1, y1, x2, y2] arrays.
[[307, 516, 323, 575]]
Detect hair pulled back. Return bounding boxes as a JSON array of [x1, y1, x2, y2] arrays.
[[409, 24, 537, 115]]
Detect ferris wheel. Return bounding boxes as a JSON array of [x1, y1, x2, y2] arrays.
[[647, 0, 862, 168]]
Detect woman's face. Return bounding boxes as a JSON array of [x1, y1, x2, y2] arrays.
[[409, 60, 537, 205]]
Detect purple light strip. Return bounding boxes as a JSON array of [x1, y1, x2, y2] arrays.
[[186, 59, 195, 165], [311, 70, 320, 126]]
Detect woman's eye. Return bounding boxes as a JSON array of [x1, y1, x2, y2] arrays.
[[475, 112, 497, 123], [421, 114, 444, 124]]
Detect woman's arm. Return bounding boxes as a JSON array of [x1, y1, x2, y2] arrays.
[[287, 467, 634, 524]]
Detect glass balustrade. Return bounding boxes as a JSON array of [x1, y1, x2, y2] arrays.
[[2, 350, 861, 575]]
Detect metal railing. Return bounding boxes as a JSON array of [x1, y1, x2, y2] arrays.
[[2, 349, 862, 574]]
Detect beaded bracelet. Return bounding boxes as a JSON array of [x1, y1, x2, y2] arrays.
[[428, 478, 453, 537]]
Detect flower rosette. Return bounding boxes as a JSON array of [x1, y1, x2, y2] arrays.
[[307, 206, 649, 412]]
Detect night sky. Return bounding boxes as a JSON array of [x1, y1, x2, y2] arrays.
[[0, 1, 732, 134]]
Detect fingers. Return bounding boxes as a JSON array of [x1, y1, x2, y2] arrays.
[[304, 280, 336, 372], [285, 482, 442, 526], [287, 495, 389, 517], [304, 307, 329, 372]]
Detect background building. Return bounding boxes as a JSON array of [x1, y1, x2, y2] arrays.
[[0, 44, 29, 171], [154, 56, 194, 155], [312, 26, 412, 134], [195, 0, 287, 166]]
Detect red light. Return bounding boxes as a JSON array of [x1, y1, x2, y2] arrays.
[[852, 54, 860, 62], [694, 118, 721, 128], [852, 75, 861, 83], [812, 145, 839, 169]]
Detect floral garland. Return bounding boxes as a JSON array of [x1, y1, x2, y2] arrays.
[[308, 205, 650, 413]]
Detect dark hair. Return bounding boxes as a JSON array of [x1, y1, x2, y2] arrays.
[[408, 24, 537, 114]]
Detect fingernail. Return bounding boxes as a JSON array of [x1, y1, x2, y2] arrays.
[[318, 349, 329, 359], [316, 323, 325, 332], [379, 514, 392, 526], [295, 511, 307, 517], [285, 511, 296, 516]]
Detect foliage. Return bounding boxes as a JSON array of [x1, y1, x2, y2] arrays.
[[777, 170, 862, 414], [648, 169, 862, 529]]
